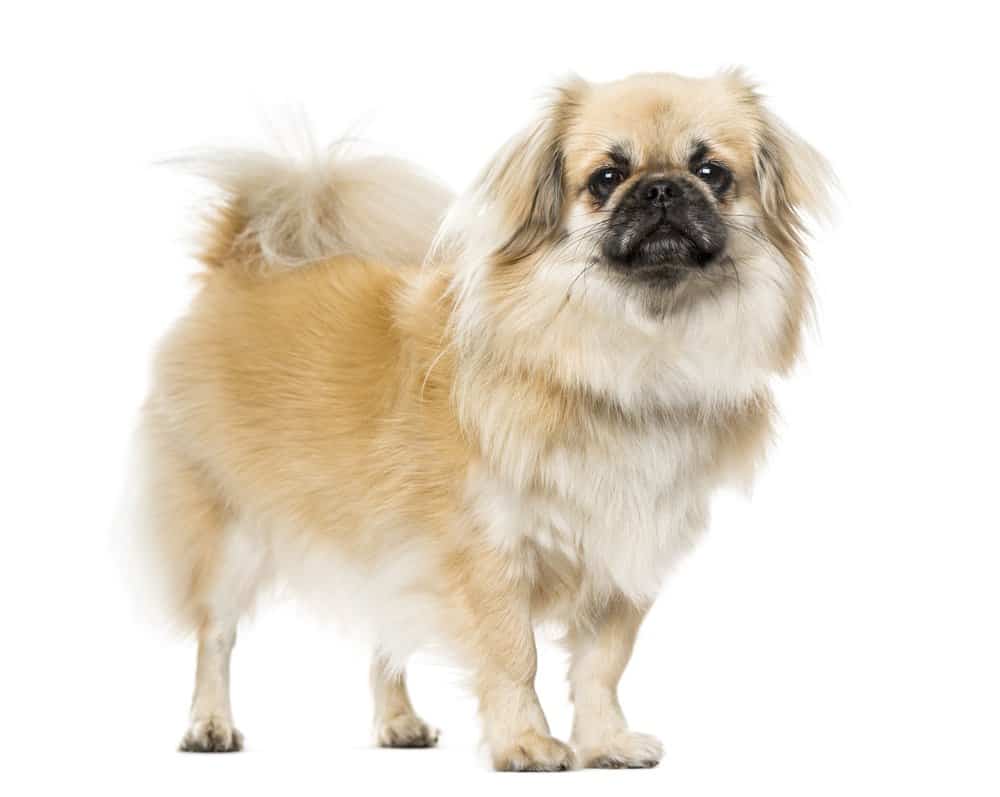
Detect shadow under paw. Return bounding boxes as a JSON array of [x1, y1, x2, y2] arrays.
[[580, 731, 662, 769], [494, 731, 577, 772], [179, 717, 244, 753], [377, 714, 440, 749]]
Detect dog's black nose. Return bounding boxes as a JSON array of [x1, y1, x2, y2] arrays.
[[644, 179, 683, 205]]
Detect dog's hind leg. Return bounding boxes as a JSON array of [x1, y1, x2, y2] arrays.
[[371, 650, 439, 748], [180, 618, 242, 752], [135, 416, 268, 752], [176, 518, 271, 753]]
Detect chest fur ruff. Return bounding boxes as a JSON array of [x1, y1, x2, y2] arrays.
[[465, 403, 772, 607]]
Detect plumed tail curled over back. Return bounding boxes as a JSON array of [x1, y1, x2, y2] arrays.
[[171, 141, 454, 272]]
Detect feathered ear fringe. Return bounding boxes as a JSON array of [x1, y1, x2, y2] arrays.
[[720, 67, 836, 251], [754, 110, 835, 250], [472, 76, 589, 266]]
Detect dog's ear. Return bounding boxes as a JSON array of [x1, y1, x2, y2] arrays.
[[723, 69, 834, 249], [476, 78, 587, 264], [754, 108, 833, 248]]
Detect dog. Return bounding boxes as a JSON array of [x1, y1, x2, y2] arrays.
[[131, 69, 830, 770]]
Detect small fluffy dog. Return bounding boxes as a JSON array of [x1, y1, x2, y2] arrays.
[[134, 70, 830, 770]]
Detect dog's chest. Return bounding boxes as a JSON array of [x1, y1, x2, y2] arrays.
[[470, 417, 731, 603]]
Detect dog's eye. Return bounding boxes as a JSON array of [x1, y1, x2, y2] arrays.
[[692, 161, 733, 194], [588, 167, 626, 200]]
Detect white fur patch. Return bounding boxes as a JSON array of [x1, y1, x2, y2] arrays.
[[467, 419, 716, 607], [233, 515, 446, 670]]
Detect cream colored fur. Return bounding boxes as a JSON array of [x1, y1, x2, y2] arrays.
[[129, 70, 830, 769], [173, 141, 452, 270]]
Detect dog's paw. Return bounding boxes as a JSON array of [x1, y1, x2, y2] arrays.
[[179, 716, 244, 753], [493, 730, 577, 772], [376, 714, 440, 748], [578, 731, 662, 769]]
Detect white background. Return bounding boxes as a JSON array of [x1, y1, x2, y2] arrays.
[[2, 2, 998, 795]]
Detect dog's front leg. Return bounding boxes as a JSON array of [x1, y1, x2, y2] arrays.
[[458, 551, 576, 772], [568, 596, 662, 768]]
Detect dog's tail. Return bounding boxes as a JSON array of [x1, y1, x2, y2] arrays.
[[172, 141, 453, 273]]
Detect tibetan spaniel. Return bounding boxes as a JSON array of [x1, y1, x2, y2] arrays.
[[131, 70, 831, 770]]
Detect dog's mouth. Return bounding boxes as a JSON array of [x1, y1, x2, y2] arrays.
[[635, 221, 712, 266], [602, 211, 724, 278]]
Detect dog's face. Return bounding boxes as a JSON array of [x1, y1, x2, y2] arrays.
[[452, 71, 830, 409], [563, 76, 749, 285]]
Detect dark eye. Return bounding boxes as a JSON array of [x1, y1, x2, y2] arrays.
[[588, 167, 626, 200], [692, 161, 733, 194]]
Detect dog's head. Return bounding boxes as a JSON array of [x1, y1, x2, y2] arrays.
[[450, 71, 832, 409]]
